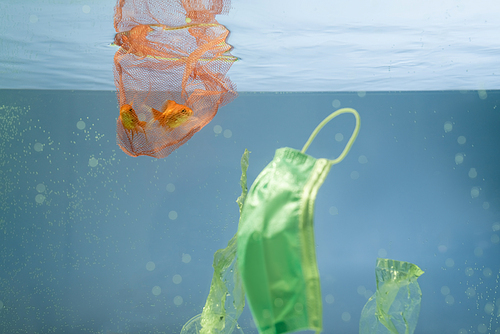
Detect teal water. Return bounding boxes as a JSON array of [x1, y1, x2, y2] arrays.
[[0, 90, 499, 333]]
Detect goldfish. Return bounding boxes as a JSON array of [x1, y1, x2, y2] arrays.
[[119, 104, 148, 140], [114, 25, 159, 59], [151, 100, 193, 131]]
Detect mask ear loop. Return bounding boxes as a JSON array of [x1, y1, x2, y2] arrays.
[[301, 108, 360, 165]]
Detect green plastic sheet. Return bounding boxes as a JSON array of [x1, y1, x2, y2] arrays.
[[359, 258, 424, 334], [181, 149, 249, 334]]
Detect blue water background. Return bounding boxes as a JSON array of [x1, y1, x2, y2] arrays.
[[0, 90, 499, 333], [2, 0, 500, 91]]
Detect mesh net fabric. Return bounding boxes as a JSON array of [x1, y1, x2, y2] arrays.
[[113, 0, 237, 158]]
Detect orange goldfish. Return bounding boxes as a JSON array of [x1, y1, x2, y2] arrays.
[[151, 100, 193, 131], [119, 104, 148, 140]]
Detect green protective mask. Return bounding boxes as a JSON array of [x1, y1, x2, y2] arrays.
[[359, 258, 424, 334], [237, 108, 361, 334]]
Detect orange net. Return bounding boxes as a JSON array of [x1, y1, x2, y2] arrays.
[[113, 0, 237, 158]]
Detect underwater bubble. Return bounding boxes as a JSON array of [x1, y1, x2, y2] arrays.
[[29, 15, 38, 23], [350, 171, 359, 180], [468, 168, 477, 178], [274, 298, 283, 307], [471, 187, 480, 198], [152, 286, 161, 296], [329, 206, 338, 215], [34, 142, 43, 152], [465, 267, 474, 277], [493, 222, 500, 231], [166, 183, 175, 192], [89, 157, 98, 167], [483, 268, 492, 277], [325, 294, 335, 304], [478, 323, 488, 333], [483, 202, 490, 209], [445, 295, 455, 305], [438, 245, 447, 253], [358, 155, 368, 164], [335, 133, 344, 142], [76, 120, 86, 130], [341, 312, 351, 322], [484, 302, 495, 314], [223, 129, 232, 138], [491, 234, 499, 244], [478, 90, 487, 100], [441, 286, 450, 295], [35, 194, 45, 204], [357, 91, 366, 98], [392, 300, 402, 310], [332, 99, 341, 108], [457, 136, 466, 145], [168, 211, 178, 220], [357, 286, 366, 295], [474, 247, 483, 257], [213, 125, 222, 134], [146, 261, 155, 271], [444, 121, 453, 133], [173, 296, 183, 306], [182, 253, 191, 263], [172, 274, 182, 284], [36, 183, 46, 193], [445, 258, 455, 267], [378, 248, 387, 258], [294, 303, 303, 312], [82, 5, 91, 13], [458, 329, 468, 334], [455, 153, 464, 164], [465, 287, 476, 297]]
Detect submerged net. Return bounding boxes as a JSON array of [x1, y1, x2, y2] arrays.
[[113, 0, 237, 158]]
